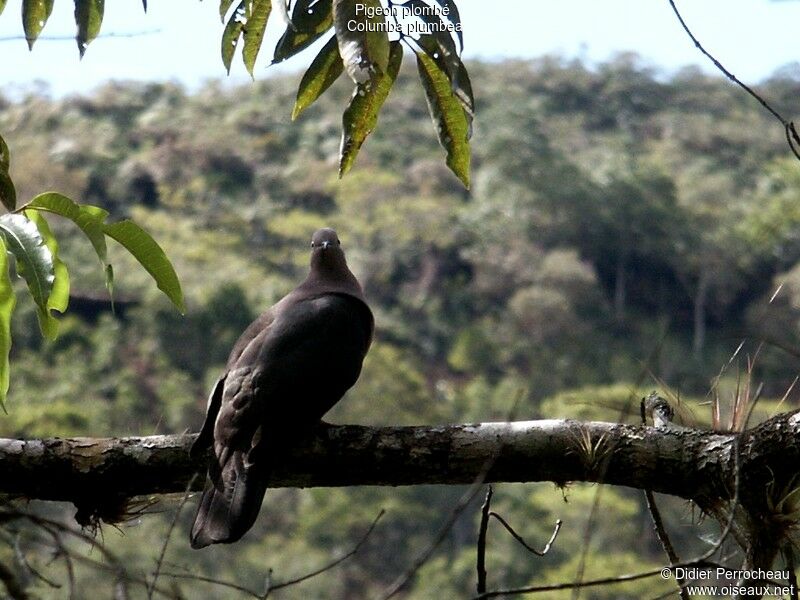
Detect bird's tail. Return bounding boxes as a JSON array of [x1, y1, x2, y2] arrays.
[[190, 449, 269, 549]]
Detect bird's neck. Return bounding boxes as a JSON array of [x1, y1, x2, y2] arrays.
[[304, 250, 364, 298]]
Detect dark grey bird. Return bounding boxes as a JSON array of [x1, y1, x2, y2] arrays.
[[190, 228, 373, 548]]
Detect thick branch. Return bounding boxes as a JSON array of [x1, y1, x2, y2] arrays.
[[0, 413, 798, 511]]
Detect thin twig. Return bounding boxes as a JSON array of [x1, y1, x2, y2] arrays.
[[18, 529, 171, 598], [382, 390, 526, 599], [148, 477, 197, 600], [0, 30, 162, 43], [788, 546, 798, 600], [571, 333, 669, 599], [41, 529, 75, 600], [473, 563, 710, 599], [488, 512, 561, 557], [476, 486, 493, 595], [12, 534, 61, 590], [156, 573, 261, 598], [476, 486, 562, 594], [667, 0, 800, 163], [162, 509, 385, 598], [571, 483, 606, 600], [640, 398, 689, 600], [380, 460, 494, 599], [477, 407, 745, 598], [0, 507, 148, 597], [266, 509, 384, 594], [0, 560, 29, 600], [785, 123, 800, 162]]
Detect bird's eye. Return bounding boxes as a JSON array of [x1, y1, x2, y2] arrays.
[[336, 239, 341, 246]]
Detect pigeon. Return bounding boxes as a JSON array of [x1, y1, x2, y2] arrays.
[[190, 228, 373, 548]]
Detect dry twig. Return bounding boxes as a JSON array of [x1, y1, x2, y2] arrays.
[[161, 509, 384, 598], [668, 0, 800, 161]]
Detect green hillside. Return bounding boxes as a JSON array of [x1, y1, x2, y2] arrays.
[[1, 54, 799, 597]]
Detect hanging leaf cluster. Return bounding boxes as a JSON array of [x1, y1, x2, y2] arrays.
[[0, 134, 184, 408], [1, 0, 474, 185], [219, 0, 473, 186], [2, 0, 104, 57]]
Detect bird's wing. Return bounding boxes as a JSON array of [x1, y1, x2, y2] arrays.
[[215, 292, 371, 452], [190, 306, 278, 458], [189, 375, 225, 458]]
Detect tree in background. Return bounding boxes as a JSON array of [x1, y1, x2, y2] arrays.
[[0, 2, 800, 599]]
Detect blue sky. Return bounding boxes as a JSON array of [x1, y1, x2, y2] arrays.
[[1, 0, 799, 97]]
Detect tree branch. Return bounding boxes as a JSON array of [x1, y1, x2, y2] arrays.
[[0, 413, 798, 512]]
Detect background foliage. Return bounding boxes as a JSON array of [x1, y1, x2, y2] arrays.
[[1, 53, 800, 597]]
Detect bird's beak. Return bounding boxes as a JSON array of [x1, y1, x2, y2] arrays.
[[321, 240, 331, 249]]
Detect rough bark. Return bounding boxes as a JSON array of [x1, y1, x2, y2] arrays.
[[1, 412, 798, 516]]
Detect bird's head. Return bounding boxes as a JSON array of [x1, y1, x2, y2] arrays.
[[309, 228, 348, 274], [310, 228, 341, 251], [305, 227, 364, 297]]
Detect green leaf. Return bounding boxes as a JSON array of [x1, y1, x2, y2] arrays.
[[77, 204, 111, 264], [221, 1, 247, 74], [431, 0, 462, 51], [221, 0, 273, 76], [273, 0, 333, 64], [415, 32, 473, 121], [0, 0, 7, 16], [24, 192, 113, 297], [23, 193, 182, 313], [242, 0, 271, 76], [452, 59, 474, 123], [0, 213, 54, 311], [23, 0, 55, 50], [416, 48, 471, 188], [25, 193, 108, 266], [0, 173, 16, 213], [74, 0, 104, 58], [0, 133, 15, 212], [219, 0, 236, 21], [339, 41, 402, 177], [24, 210, 69, 339], [0, 237, 16, 410], [0, 133, 9, 172], [333, 0, 389, 84], [292, 35, 343, 120], [289, 0, 329, 33], [103, 220, 184, 313], [409, 7, 458, 75]]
